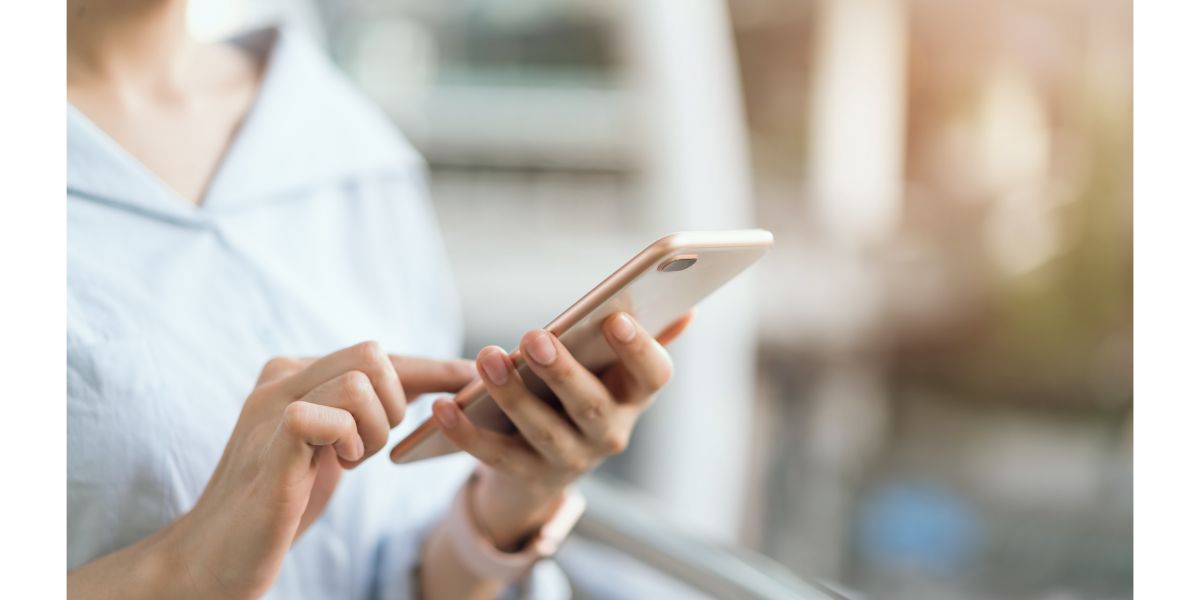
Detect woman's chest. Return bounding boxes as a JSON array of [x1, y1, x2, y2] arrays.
[[66, 188, 458, 542]]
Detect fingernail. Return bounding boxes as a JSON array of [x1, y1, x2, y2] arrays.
[[352, 435, 365, 461], [612, 313, 637, 343], [480, 349, 509, 385], [526, 331, 557, 366], [433, 399, 459, 429]]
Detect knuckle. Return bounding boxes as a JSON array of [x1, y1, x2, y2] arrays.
[[600, 431, 628, 455], [389, 402, 406, 427], [648, 370, 672, 391], [580, 399, 606, 421], [564, 456, 591, 474], [648, 356, 674, 390], [362, 435, 385, 455], [352, 340, 388, 369], [544, 365, 584, 393], [487, 448, 510, 470], [281, 401, 313, 433], [534, 427, 559, 448], [341, 370, 373, 399], [263, 356, 291, 373], [261, 356, 299, 380]]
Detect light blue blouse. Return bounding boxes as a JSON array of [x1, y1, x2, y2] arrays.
[[67, 25, 562, 599]]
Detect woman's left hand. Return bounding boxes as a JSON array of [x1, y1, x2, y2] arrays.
[[431, 310, 692, 549]]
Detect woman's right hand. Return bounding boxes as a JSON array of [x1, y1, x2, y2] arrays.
[[67, 342, 475, 600]]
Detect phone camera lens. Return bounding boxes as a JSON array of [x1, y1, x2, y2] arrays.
[[658, 256, 698, 272]]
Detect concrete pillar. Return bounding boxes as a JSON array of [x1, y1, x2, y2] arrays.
[[799, 0, 908, 577], [619, 0, 758, 543]]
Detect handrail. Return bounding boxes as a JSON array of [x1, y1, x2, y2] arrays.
[[561, 476, 848, 599]]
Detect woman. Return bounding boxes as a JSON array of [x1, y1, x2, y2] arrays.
[[66, 1, 685, 598]]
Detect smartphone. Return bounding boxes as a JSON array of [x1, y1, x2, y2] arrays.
[[390, 229, 774, 464]]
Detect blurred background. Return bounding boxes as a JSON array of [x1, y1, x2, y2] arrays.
[[194, 1, 1132, 598]]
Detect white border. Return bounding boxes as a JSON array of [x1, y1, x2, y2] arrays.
[[0, 0, 66, 596], [1134, 0, 1200, 596], [0, 0, 1178, 595]]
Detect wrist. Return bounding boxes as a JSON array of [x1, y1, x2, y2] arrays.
[[473, 467, 567, 551], [67, 517, 196, 600], [437, 473, 586, 585], [153, 510, 241, 600], [149, 516, 205, 599]]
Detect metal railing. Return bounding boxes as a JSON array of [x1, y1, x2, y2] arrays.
[[556, 477, 849, 600]]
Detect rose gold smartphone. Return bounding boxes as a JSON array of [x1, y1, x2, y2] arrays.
[[390, 229, 774, 464]]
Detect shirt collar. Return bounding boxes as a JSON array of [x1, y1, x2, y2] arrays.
[[67, 103, 199, 224], [67, 23, 422, 219]]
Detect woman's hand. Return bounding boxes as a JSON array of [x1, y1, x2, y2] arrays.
[[68, 342, 474, 600], [431, 311, 692, 549]]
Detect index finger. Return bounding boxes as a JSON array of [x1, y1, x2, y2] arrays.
[[282, 342, 405, 427], [388, 355, 477, 397], [654, 309, 695, 346], [284, 346, 476, 426]]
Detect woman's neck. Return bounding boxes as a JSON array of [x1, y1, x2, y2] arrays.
[[67, 0, 196, 96]]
